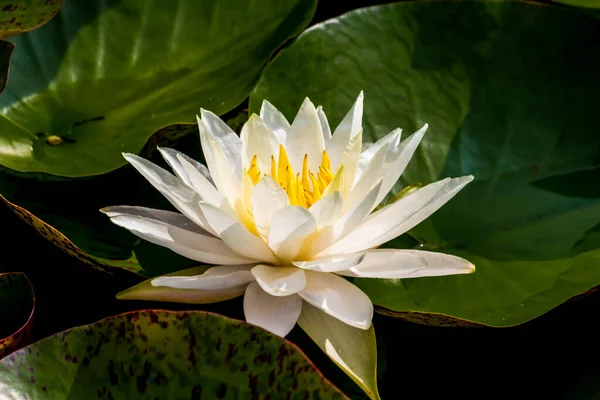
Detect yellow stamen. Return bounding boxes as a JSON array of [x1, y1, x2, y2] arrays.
[[296, 175, 307, 208], [310, 172, 322, 199], [244, 146, 338, 208], [317, 168, 329, 191], [288, 175, 298, 205], [278, 144, 292, 188], [247, 155, 261, 184], [321, 150, 331, 170], [301, 154, 311, 192]]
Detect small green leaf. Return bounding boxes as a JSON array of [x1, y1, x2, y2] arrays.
[[0, 0, 64, 39], [0, 272, 34, 358], [298, 303, 380, 400], [0, 0, 316, 177], [0, 310, 347, 399], [251, 1, 600, 326]]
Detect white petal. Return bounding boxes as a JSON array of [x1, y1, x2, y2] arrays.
[[260, 99, 290, 143], [102, 206, 211, 235], [338, 129, 363, 196], [152, 265, 255, 290], [344, 142, 388, 212], [123, 153, 212, 232], [327, 92, 363, 170], [320, 176, 474, 256], [336, 249, 426, 278], [251, 177, 289, 239], [238, 169, 255, 217], [397, 250, 475, 278], [299, 271, 373, 330], [199, 202, 276, 263], [199, 108, 242, 178], [356, 128, 401, 178], [241, 114, 280, 172], [158, 147, 214, 187], [375, 124, 428, 205], [200, 127, 241, 209], [198, 116, 218, 186], [308, 191, 343, 227], [176, 154, 224, 207], [268, 206, 317, 261], [316, 105, 332, 141], [102, 206, 253, 265], [244, 282, 302, 337], [251, 265, 306, 296], [311, 179, 382, 256], [285, 97, 325, 172], [292, 253, 365, 273], [118, 266, 246, 304], [337, 249, 475, 279]]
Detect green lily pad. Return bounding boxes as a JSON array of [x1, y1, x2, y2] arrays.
[[250, 0, 600, 326], [0, 272, 34, 358], [0, 0, 63, 39], [0, 310, 346, 398], [0, 0, 316, 177], [553, 0, 600, 8]]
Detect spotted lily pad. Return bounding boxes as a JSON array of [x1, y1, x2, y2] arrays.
[[0, 40, 14, 92], [0, 310, 347, 398], [0, 272, 34, 358], [0, 0, 316, 177], [250, 0, 600, 326], [0, 0, 64, 39]]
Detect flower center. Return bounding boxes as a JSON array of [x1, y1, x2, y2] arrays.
[[244, 144, 336, 208]]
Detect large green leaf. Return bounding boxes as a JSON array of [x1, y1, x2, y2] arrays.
[[0, 272, 34, 358], [0, 0, 316, 177], [0, 0, 64, 39], [250, 0, 600, 326], [0, 310, 347, 399]]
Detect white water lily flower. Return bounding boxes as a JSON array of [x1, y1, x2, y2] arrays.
[[103, 92, 474, 337]]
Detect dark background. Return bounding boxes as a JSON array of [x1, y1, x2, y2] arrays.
[[2, 0, 600, 399]]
